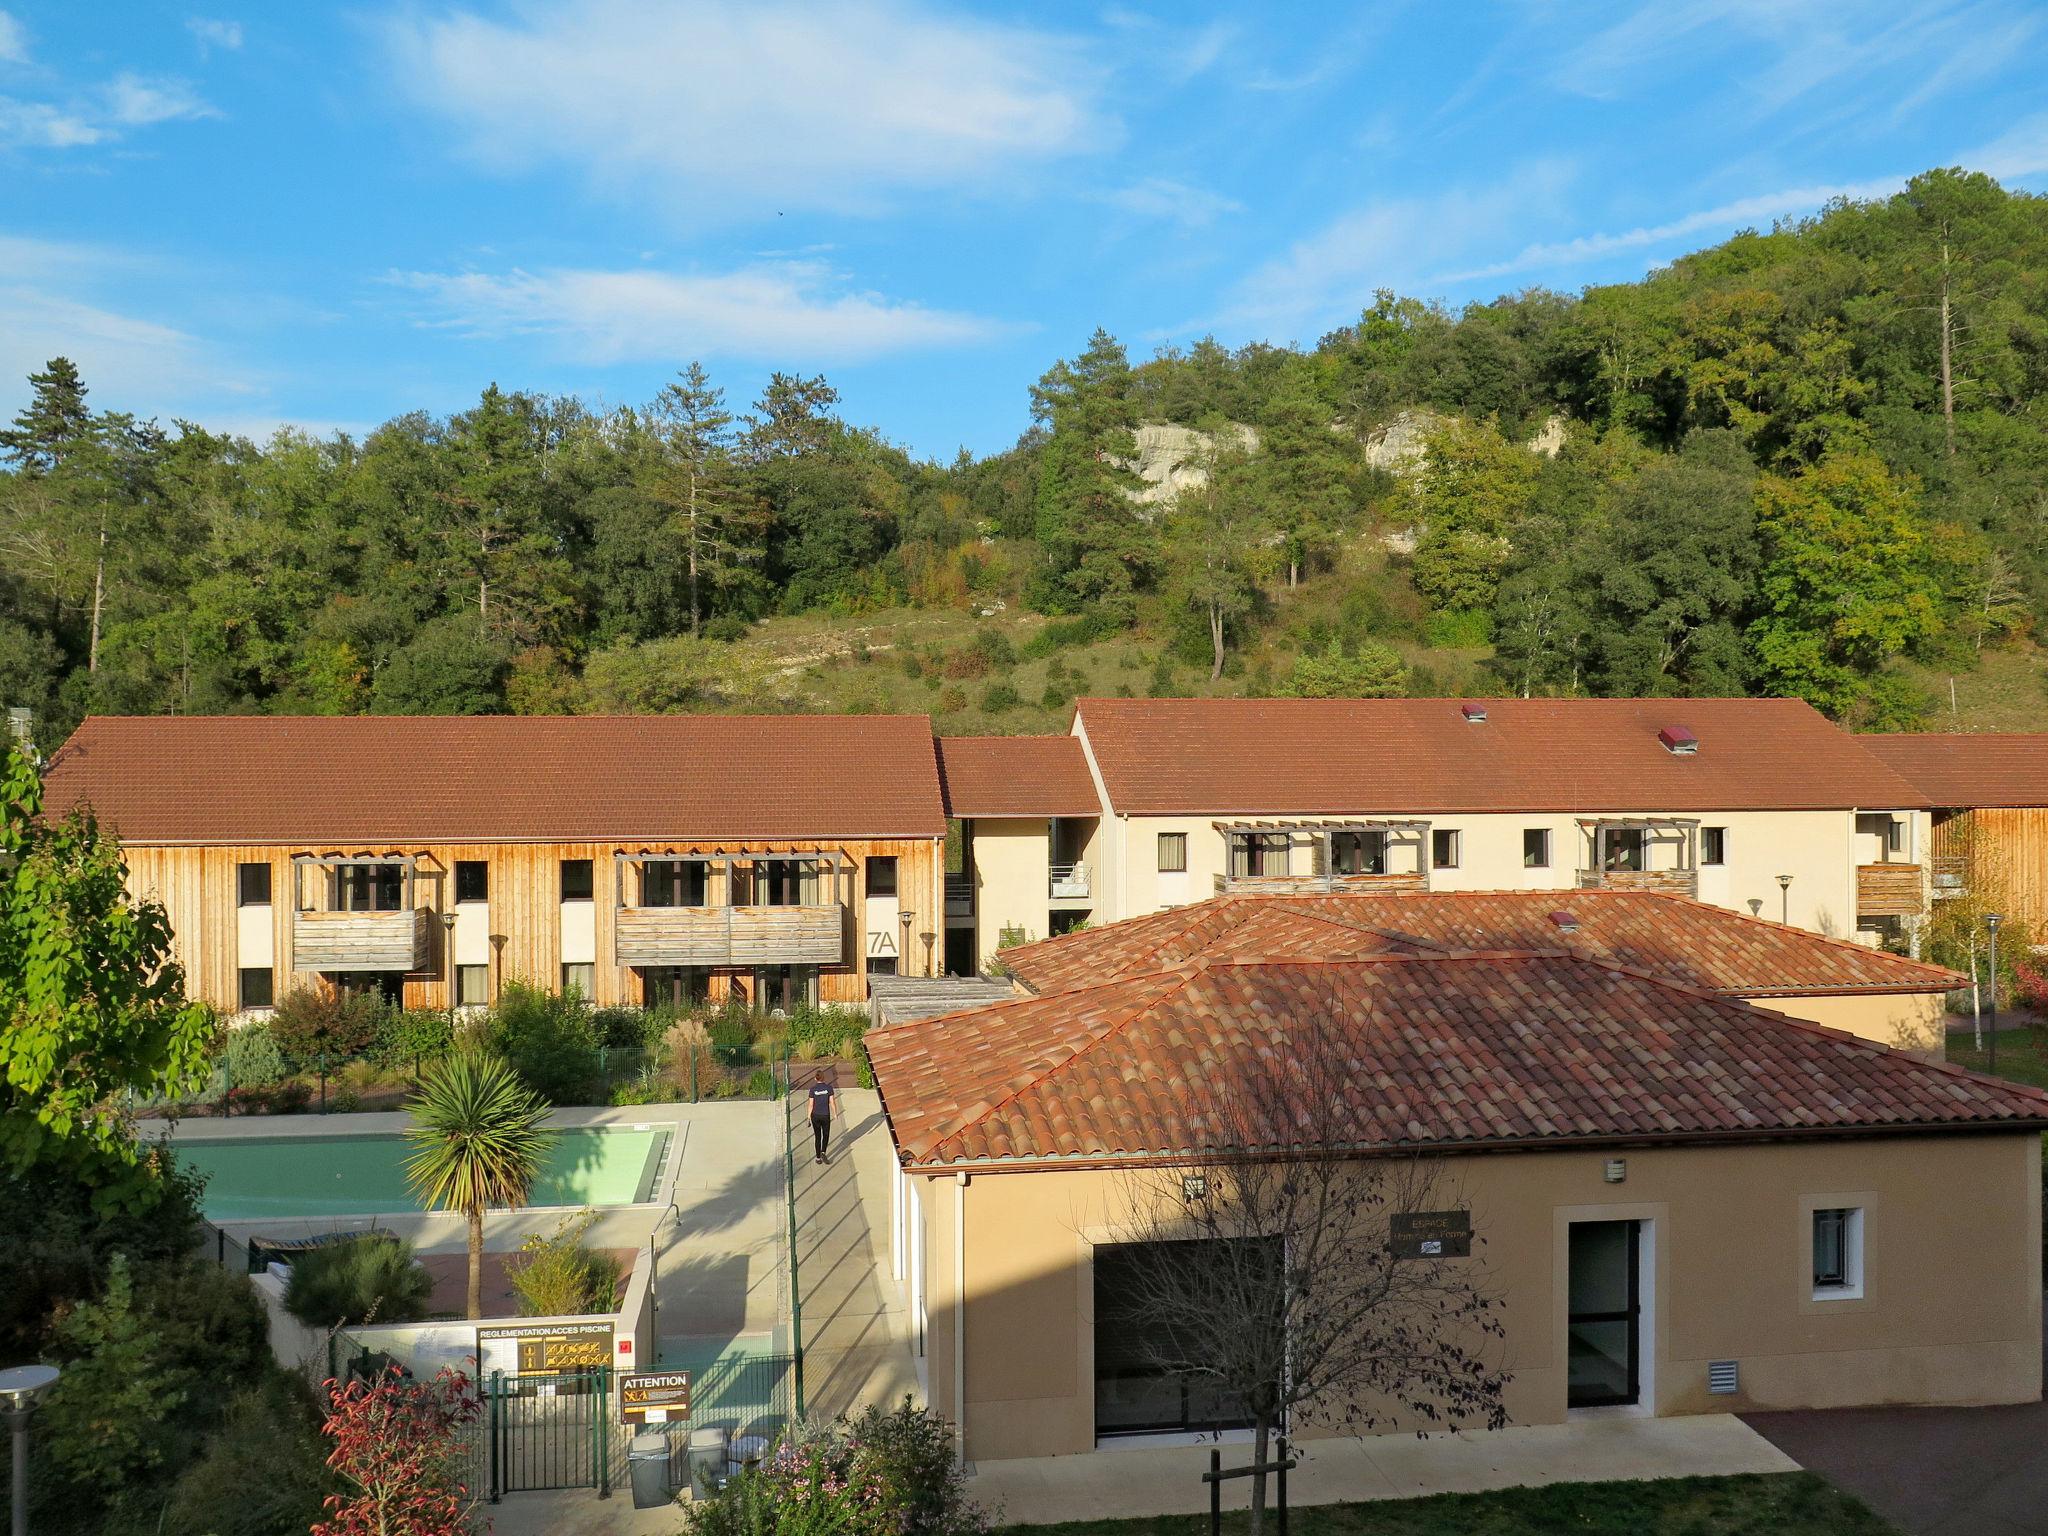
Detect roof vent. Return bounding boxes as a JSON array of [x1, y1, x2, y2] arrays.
[[1707, 1360, 1740, 1395], [1461, 703, 1488, 723], [1548, 909, 1579, 935], [1657, 724, 1699, 755]]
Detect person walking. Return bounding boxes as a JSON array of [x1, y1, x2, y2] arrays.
[[807, 1068, 839, 1165]]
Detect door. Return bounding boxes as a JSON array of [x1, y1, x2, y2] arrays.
[[1567, 1220, 1640, 1408]]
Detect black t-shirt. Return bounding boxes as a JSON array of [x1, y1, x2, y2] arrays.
[[808, 1082, 834, 1122]]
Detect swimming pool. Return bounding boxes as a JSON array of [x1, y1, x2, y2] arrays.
[[179, 1127, 668, 1222]]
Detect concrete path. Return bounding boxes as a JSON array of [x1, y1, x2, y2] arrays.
[[973, 1415, 1798, 1527], [650, 1100, 785, 1366], [792, 1085, 922, 1423]]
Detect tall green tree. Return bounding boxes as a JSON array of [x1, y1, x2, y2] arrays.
[[643, 362, 760, 636], [1167, 445, 1274, 680], [1411, 417, 1536, 613], [0, 356, 93, 472], [1029, 329, 1149, 622]]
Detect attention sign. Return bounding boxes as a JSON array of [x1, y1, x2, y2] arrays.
[[1390, 1209, 1472, 1259], [476, 1321, 616, 1377], [619, 1370, 692, 1424]]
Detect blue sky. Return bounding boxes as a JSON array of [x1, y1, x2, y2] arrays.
[[5, 1, 2048, 461]]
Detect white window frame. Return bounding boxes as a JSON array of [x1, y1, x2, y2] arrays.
[[1432, 828, 1461, 870], [1811, 1206, 1864, 1301]]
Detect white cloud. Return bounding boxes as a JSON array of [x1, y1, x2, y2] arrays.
[[0, 10, 27, 65], [0, 71, 215, 149], [0, 284, 256, 415], [390, 261, 1017, 364], [186, 17, 244, 54], [379, 0, 1111, 213], [0, 98, 103, 148], [102, 72, 217, 126], [1096, 177, 1243, 228]]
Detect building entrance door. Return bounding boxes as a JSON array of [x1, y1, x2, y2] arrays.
[[1566, 1220, 1640, 1408]]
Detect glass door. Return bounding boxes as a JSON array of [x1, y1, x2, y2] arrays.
[[1566, 1221, 1640, 1408]]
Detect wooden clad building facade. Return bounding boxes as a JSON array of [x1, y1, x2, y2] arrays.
[[45, 715, 950, 1014], [1866, 734, 2048, 937]]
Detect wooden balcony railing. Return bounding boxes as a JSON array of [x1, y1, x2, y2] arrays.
[[615, 903, 845, 967], [1215, 871, 1431, 896], [1574, 868, 1699, 898], [292, 907, 433, 972], [1856, 863, 1925, 918]]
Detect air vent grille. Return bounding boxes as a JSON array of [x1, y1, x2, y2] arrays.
[[1707, 1359, 1739, 1395]]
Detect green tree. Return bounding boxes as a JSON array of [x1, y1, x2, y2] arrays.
[[642, 363, 763, 635], [1411, 417, 1536, 613], [1251, 364, 1357, 586], [0, 356, 93, 473], [404, 1051, 554, 1320], [0, 744, 213, 1202], [1166, 445, 1275, 680], [1278, 640, 1408, 698], [1029, 330, 1150, 622]]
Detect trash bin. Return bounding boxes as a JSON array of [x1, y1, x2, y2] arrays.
[[686, 1427, 729, 1496], [629, 1430, 670, 1509]]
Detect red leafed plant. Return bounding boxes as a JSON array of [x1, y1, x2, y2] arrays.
[[312, 1367, 487, 1536]]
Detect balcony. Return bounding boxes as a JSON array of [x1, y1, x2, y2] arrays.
[[1216, 871, 1430, 896], [1930, 854, 1967, 900], [1857, 863, 1926, 918], [1049, 863, 1091, 901], [292, 907, 433, 973], [615, 904, 845, 967], [945, 873, 974, 920], [1574, 868, 1699, 898]]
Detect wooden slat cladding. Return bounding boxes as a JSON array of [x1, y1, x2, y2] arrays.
[[291, 909, 432, 970], [1214, 872, 1430, 896], [615, 904, 845, 966], [120, 836, 942, 1012], [1931, 807, 2048, 933], [1575, 868, 1699, 897], [1855, 863, 1925, 918]]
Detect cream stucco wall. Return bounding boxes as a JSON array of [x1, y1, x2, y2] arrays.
[[1760, 991, 1948, 1055], [907, 1132, 2040, 1463], [973, 817, 1052, 959]]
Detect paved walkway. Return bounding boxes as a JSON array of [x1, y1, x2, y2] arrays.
[[974, 1416, 1797, 1527], [650, 1101, 785, 1367], [793, 1085, 922, 1423]]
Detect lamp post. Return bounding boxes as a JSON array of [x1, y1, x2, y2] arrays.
[[1, 1364, 60, 1536], [440, 909, 458, 1068], [1776, 874, 1793, 924], [1986, 912, 2002, 1075]]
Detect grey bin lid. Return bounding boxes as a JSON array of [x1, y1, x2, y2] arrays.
[[630, 1432, 668, 1455], [688, 1427, 729, 1451]]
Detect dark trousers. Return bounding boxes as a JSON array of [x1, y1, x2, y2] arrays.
[[812, 1116, 830, 1159]]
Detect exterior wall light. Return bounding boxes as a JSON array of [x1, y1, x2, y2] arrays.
[[1603, 1158, 1627, 1184]]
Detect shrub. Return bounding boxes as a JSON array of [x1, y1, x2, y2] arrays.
[[284, 1236, 434, 1330], [166, 1374, 332, 1536], [485, 982, 598, 1103], [1279, 640, 1409, 699], [506, 1213, 622, 1317], [786, 1004, 867, 1060], [313, 1368, 482, 1536], [270, 988, 390, 1065], [1040, 681, 1072, 710], [705, 1002, 756, 1067], [979, 681, 1021, 713], [217, 1021, 287, 1092], [937, 685, 967, 713], [375, 1008, 456, 1067], [1423, 606, 1494, 648]]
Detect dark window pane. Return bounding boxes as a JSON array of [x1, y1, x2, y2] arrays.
[[561, 859, 594, 901], [238, 967, 274, 1009], [237, 862, 272, 906], [455, 860, 489, 903], [866, 856, 898, 899], [1523, 829, 1549, 868]]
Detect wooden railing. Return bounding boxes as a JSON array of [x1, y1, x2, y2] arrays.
[[1215, 871, 1430, 896], [1574, 868, 1699, 898], [1856, 863, 1926, 917], [615, 904, 845, 967], [291, 907, 433, 972]]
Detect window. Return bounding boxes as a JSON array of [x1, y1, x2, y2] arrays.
[[1857, 813, 1904, 858], [1701, 827, 1727, 866], [237, 862, 272, 906], [1431, 829, 1460, 870], [560, 962, 594, 997], [455, 860, 489, 904], [1331, 830, 1388, 876], [238, 967, 274, 1010], [642, 966, 709, 1007], [1812, 1207, 1863, 1299], [1522, 829, 1550, 869], [643, 860, 707, 908], [1227, 832, 1289, 879], [867, 955, 899, 977], [1157, 833, 1187, 874], [1601, 828, 1646, 872], [456, 964, 490, 1007], [866, 856, 899, 899], [753, 964, 818, 1014], [337, 863, 403, 912], [560, 859, 594, 902]]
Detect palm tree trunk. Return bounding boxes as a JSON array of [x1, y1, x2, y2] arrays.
[[467, 1204, 484, 1320]]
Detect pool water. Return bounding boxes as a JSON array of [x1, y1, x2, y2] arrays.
[[179, 1127, 666, 1221]]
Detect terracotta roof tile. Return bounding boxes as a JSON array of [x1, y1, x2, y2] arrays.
[[867, 954, 2047, 1169], [1000, 890, 1962, 998], [44, 714, 948, 843], [1074, 696, 1929, 814], [935, 735, 1100, 819], [1862, 733, 2048, 809]]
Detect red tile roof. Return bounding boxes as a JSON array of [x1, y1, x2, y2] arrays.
[[936, 735, 1101, 819], [43, 715, 949, 843], [1863, 733, 2048, 809], [998, 890, 1963, 998], [868, 953, 2048, 1170], [1073, 696, 1929, 814]]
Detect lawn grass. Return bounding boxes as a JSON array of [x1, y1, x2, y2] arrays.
[[995, 1472, 1895, 1536], [1943, 1022, 2048, 1090]]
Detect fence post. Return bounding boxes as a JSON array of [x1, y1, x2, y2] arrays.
[[596, 1367, 611, 1499], [488, 1371, 503, 1504], [1277, 1436, 1289, 1536], [1210, 1448, 1221, 1536], [691, 1049, 699, 1103]]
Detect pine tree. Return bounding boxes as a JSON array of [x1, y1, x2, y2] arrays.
[[0, 357, 93, 473], [1029, 329, 1148, 622]]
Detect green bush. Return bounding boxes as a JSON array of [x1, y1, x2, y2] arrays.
[[786, 1004, 868, 1060], [282, 1236, 433, 1329], [375, 1007, 456, 1066], [215, 1022, 286, 1093], [705, 1002, 756, 1067], [486, 981, 599, 1102], [164, 1374, 331, 1536], [1423, 606, 1495, 648], [506, 1213, 622, 1317], [979, 681, 1022, 712], [269, 987, 390, 1065]]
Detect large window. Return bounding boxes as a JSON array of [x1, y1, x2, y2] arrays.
[[454, 860, 489, 903], [560, 859, 594, 902], [1601, 828, 1646, 872], [238, 967, 274, 1010], [642, 860, 708, 907], [1812, 1207, 1863, 1300], [1157, 833, 1187, 874], [753, 964, 818, 1013], [642, 966, 709, 1008], [755, 860, 815, 907], [237, 862, 272, 906], [1227, 833, 1289, 879], [1331, 830, 1388, 876], [456, 964, 490, 1008], [1093, 1238, 1281, 1438], [337, 864, 403, 912], [561, 962, 595, 997]]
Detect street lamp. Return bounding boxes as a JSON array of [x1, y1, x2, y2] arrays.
[[440, 909, 458, 1071], [1, 1364, 60, 1536], [1986, 912, 2003, 1075], [1775, 874, 1793, 924]]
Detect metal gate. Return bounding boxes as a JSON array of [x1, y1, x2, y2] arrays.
[[665, 1353, 798, 1493], [483, 1367, 613, 1500]]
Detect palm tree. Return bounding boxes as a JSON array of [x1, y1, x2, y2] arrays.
[[404, 1052, 555, 1320]]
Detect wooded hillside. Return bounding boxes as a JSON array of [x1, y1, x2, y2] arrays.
[[5, 168, 2045, 740]]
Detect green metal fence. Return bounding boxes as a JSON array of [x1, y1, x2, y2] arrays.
[[482, 1366, 613, 1500], [664, 1352, 800, 1493]]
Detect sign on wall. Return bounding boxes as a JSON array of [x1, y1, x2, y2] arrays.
[[618, 1370, 692, 1424], [1390, 1209, 1472, 1259], [476, 1320, 615, 1377]]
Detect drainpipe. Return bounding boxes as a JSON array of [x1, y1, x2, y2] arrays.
[[954, 1170, 968, 1465]]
